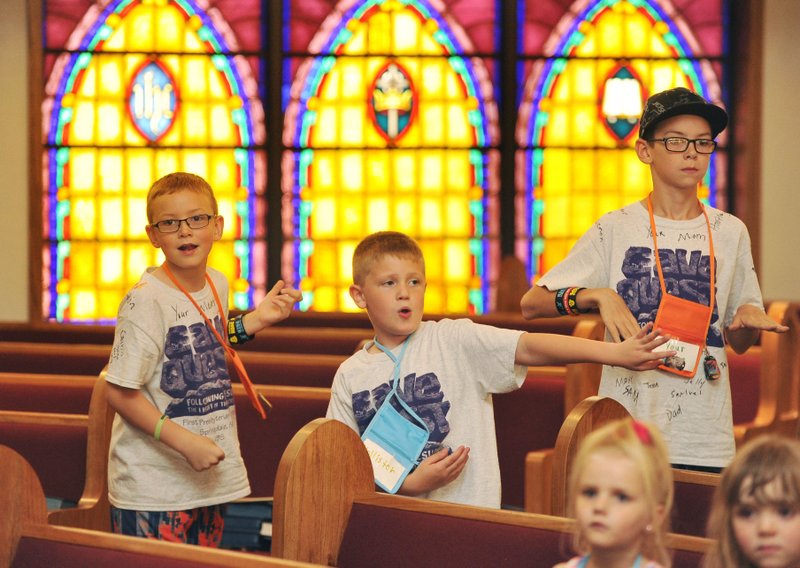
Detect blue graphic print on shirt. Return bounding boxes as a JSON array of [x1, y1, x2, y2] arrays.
[[617, 246, 723, 347], [160, 315, 234, 418], [353, 371, 451, 463]]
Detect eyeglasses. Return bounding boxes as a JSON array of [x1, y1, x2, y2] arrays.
[[151, 214, 216, 233], [649, 137, 717, 154]]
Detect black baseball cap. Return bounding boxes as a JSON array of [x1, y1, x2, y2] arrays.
[[638, 87, 728, 140]]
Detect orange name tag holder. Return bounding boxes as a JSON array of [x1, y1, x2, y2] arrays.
[[163, 264, 270, 419], [647, 195, 715, 378]]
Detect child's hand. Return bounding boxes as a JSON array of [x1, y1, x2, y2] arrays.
[[253, 280, 303, 328], [179, 431, 226, 472], [398, 446, 470, 496], [727, 304, 789, 334], [592, 288, 641, 343], [614, 323, 674, 371]]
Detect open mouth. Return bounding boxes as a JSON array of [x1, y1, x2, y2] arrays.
[[178, 244, 198, 253], [398, 307, 412, 318]]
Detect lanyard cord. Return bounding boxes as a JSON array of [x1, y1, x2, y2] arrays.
[[373, 335, 428, 431], [161, 264, 268, 419], [646, 193, 716, 311]]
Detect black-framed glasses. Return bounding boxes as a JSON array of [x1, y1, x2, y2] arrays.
[[649, 137, 717, 154], [151, 214, 216, 233]]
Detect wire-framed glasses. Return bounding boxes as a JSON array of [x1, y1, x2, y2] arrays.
[[649, 137, 717, 154], [151, 214, 216, 233]]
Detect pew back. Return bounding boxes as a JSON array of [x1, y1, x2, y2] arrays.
[[271, 418, 711, 567], [0, 445, 319, 567]]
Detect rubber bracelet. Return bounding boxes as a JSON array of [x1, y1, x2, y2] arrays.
[[154, 414, 168, 442], [227, 314, 254, 345], [567, 286, 586, 315], [555, 288, 570, 316]]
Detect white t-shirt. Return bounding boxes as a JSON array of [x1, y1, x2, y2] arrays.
[[106, 268, 250, 511], [538, 201, 764, 468], [327, 318, 527, 508]]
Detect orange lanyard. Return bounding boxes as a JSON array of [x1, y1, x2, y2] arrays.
[[646, 194, 716, 313], [162, 264, 270, 420]]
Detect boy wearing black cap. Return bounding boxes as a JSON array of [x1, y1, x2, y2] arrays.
[[521, 87, 788, 472]]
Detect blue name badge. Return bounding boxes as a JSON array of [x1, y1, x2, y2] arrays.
[[361, 391, 429, 494]]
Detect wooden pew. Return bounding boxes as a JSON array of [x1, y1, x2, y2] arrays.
[[0, 445, 320, 568], [0, 314, 588, 352], [270, 418, 711, 567], [0, 342, 345, 388], [524, 396, 722, 538]]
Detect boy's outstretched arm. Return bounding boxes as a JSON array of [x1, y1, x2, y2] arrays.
[[397, 446, 470, 496], [514, 323, 672, 371], [725, 304, 789, 354], [106, 383, 225, 471], [520, 284, 640, 342], [240, 279, 303, 336]]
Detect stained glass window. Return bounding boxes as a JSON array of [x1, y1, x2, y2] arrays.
[[517, 0, 729, 282], [282, 0, 500, 313], [41, 0, 266, 322], [37, 0, 731, 321]]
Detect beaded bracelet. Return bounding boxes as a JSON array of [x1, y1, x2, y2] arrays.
[[227, 314, 255, 345]]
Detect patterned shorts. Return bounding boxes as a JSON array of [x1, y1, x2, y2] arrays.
[[111, 504, 225, 547]]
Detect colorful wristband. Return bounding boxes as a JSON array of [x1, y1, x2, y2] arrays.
[[227, 314, 255, 345], [154, 414, 168, 442], [566, 286, 586, 316], [555, 288, 570, 316]]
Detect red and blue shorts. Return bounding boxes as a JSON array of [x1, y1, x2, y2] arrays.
[[111, 504, 225, 547]]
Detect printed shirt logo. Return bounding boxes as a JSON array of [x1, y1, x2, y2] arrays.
[[160, 315, 234, 418], [617, 246, 723, 347], [353, 371, 451, 464]]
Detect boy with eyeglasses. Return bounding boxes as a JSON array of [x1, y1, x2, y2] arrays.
[[105, 172, 302, 546], [521, 87, 787, 473]]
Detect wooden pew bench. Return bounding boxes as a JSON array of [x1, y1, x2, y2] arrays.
[[270, 418, 711, 567], [0, 341, 345, 388], [0, 313, 591, 352], [0, 445, 320, 568], [524, 396, 721, 538]]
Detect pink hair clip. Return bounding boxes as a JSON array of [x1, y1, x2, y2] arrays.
[[632, 421, 652, 445]]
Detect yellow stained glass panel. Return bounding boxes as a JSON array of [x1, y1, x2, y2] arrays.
[[100, 245, 124, 286], [71, 199, 97, 239]]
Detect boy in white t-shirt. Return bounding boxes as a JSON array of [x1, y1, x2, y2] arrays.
[[521, 87, 788, 472], [105, 172, 302, 546], [326, 230, 671, 508]]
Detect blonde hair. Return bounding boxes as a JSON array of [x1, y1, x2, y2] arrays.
[[704, 435, 800, 568], [352, 231, 424, 286], [567, 418, 673, 567], [146, 172, 218, 223]]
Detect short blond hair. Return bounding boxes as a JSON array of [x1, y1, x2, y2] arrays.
[[705, 435, 800, 568], [567, 418, 673, 567], [352, 231, 424, 286], [146, 172, 218, 223]]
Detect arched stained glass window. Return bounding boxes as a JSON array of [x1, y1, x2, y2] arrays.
[[283, 0, 500, 314], [517, 0, 728, 282], [36, 0, 732, 322], [42, 0, 266, 322]]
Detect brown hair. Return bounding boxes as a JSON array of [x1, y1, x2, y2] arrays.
[[352, 231, 424, 286], [567, 418, 674, 567], [146, 172, 218, 223], [704, 435, 800, 568]]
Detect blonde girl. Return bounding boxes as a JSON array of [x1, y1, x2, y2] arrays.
[[705, 434, 800, 568], [555, 418, 673, 568]]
